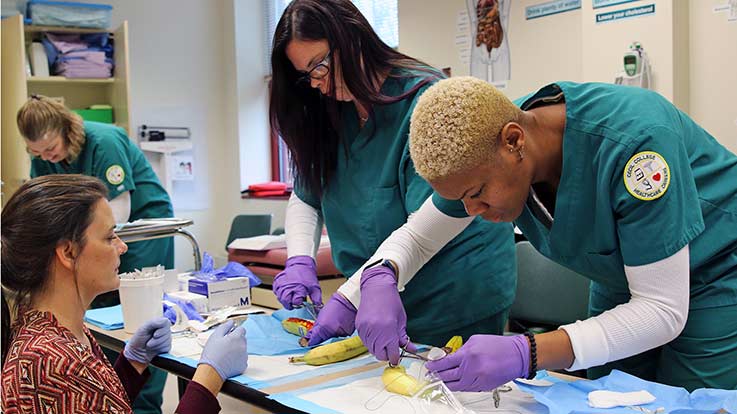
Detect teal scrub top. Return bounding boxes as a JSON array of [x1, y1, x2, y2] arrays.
[[440, 82, 737, 310], [295, 69, 517, 336], [31, 121, 174, 270]]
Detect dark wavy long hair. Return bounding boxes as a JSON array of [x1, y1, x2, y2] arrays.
[[269, 0, 440, 197], [1, 175, 107, 366]]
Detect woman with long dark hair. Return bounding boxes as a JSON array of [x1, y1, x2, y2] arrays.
[[1, 175, 248, 413], [269, 0, 517, 364], [16, 95, 176, 412]]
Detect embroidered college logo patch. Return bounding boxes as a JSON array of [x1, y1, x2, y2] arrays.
[[623, 151, 670, 201], [105, 165, 125, 185]]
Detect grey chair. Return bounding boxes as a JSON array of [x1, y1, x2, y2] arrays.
[[510, 241, 590, 332], [225, 214, 273, 250]]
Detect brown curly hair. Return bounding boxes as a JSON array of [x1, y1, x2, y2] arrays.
[[16, 95, 86, 163]]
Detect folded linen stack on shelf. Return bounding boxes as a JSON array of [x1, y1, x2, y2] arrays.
[[42, 32, 113, 78]]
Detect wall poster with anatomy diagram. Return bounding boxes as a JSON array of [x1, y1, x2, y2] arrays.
[[467, 0, 511, 87]]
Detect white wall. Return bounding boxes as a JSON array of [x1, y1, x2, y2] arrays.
[[82, 0, 286, 270], [398, 0, 737, 152]]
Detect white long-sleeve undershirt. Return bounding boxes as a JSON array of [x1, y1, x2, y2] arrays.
[[284, 193, 474, 308], [561, 244, 690, 370], [336, 197, 474, 308], [284, 192, 323, 259], [109, 191, 131, 224]]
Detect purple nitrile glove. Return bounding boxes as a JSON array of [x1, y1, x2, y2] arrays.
[[305, 293, 357, 346], [425, 334, 530, 392], [273, 255, 322, 310], [355, 266, 416, 366], [198, 320, 248, 380], [123, 317, 172, 364]]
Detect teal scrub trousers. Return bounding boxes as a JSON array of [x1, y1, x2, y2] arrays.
[[587, 289, 737, 391]]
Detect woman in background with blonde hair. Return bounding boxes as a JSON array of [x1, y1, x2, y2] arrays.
[[16, 95, 175, 414]]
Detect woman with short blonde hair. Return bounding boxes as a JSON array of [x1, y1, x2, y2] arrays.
[[410, 76, 737, 391]]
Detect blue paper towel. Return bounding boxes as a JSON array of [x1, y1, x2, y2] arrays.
[[84, 305, 124, 330], [516, 370, 737, 414], [246, 307, 351, 356]]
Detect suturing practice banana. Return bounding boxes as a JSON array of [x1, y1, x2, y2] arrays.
[[288, 336, 368, 365], [442, 335, 463, 354], [382, 365, 423, 396], [281, 317, 314, 337]]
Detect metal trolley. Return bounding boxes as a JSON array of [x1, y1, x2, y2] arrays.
[[115, 218, 202, 271]]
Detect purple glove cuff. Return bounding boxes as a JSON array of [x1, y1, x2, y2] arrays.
[[332, 292, 357, 312], [359, 265, 396, 289], [512, 335, 532, 379], [286, 255, 316, 270]]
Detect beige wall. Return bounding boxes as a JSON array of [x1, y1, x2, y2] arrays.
[[80, 0, 286, 270], [689, 0, 737, 153], [48, 0, 732, 272], [506, 0, 583, 99], [399, 0, 583, 100], [581, 2, 670, 97], [399, 0, 737, 152]]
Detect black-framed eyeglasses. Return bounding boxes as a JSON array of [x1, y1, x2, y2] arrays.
[[296, 51, 331, 86]]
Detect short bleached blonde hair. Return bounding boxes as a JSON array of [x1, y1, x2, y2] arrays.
[[17, 95, 86, 163], [409, 76, 522, 181]]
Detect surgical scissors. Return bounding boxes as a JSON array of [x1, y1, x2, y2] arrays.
[[400, 347, 430, 362], [389, 342, 434, 367], [297, 301, 322, 320]]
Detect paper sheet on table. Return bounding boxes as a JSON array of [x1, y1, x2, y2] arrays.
[[516, 369, 737, 414], [84, 305, 124, 330], [273, 362, 547, 414], [170, 336, 202, 358], [170, 331, 377, 389], [246, 307, 349, 355], [244, 353, 376, 385], [246, 354, 324, 380]]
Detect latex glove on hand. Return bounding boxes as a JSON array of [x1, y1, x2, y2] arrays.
[[305, 293, 357, 346], [273, 255, 322, 310], [425, 334, 530, 392], [198, 320, 248, 380], [123, 317, 172, 364], [355, 266, 416, 365]]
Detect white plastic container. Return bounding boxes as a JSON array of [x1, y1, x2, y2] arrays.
[[119, 274, 164, 334], [28, 42, 49, 77], [162, 269, 179, 293]]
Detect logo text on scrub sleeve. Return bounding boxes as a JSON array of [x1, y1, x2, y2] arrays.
[[623, 151, 670, 201]]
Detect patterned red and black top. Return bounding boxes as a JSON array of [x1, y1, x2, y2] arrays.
[[2, 308, 139, 413], [2, 309, 220, 414]]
